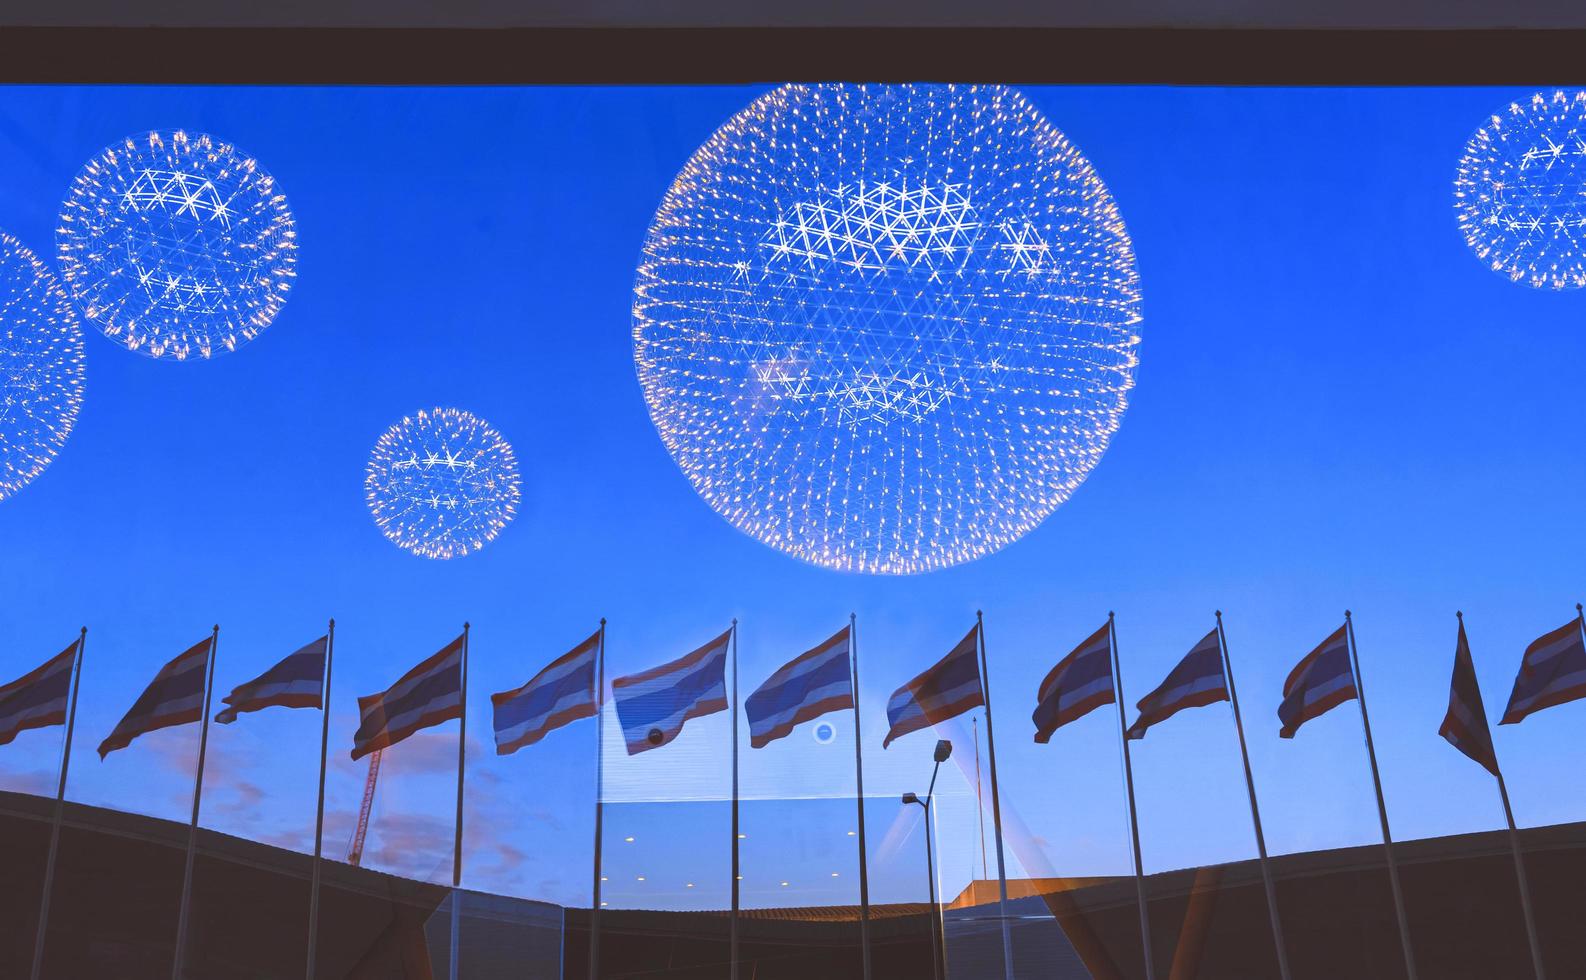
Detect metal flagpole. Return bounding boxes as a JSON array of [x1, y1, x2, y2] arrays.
[[451, 623, 471, 980], [1344, 611, 1418, 980], [30, 627, 86, 980], [305, 619, 336, 980], [730, 619, 741, 980], [1496, 768, 1545, 979], [849, 613, 873, 980], [1215, 612, 1291, 980], [590, 618, 607, 980], [975, 610, 1016, 980], [1461, 612, 1544, 979], [172, 625, 221, 980], [1107, 613, 1156, 980]]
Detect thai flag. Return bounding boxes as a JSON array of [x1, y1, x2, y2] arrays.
[[612, 629, 730, 755], [491, 630, 600, 755], [1278, 625, 1355, 738], [1440, 619, 1499, 776], [1033, 622, 1114, 743], [745, 626, 852, 749], [1501, 617, 1586, 725], [884, 625, 983, 749], [215, 636, 327, 724], [1127, 628, 1228, 740], [0, 641, 77, 748], [351, 634, 464, 761], [98, 636, 213, 759]]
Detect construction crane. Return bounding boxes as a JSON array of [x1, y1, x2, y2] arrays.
[[347, 749, 382, 867]]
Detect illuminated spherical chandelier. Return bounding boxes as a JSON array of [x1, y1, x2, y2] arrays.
[[56, 130, 297, 359], [0, 232, 86, 504], [365, 407, 521, 560], [1455, 90, 1586, 289], [634, 83, 1142, 575]]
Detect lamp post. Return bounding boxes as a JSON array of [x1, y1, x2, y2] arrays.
[[904, 739, 953, 980]]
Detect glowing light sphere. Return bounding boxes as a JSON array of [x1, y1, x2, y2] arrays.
[[0, 232, 86, 503], [56, 130, 297, 359], [634, 84, 1142, 575], [1455, 91, 1586, 289], [365, 408, 521, 560]]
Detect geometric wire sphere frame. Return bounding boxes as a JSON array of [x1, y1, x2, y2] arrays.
[[634, 83, 1142, 575], [1455, 90, 1586, 290], [0, 231, 86, 503], [56, 130, 298, 360], [365, 407, 521, 560]]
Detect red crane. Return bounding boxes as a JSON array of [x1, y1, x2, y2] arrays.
[[347, 749, 382, 867]]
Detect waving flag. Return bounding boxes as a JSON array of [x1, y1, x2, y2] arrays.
[[98, 636, 213, 758], [215, 636, 327, 724], [746, 626, 852, 749], [1439, 617, 1499, 776], [0, 641, 78, 748], [1277, 625, 1355, 738], [351, 634, 464, 761], [1033, 622, 1114, 742], [1127, 628, 1228, 740], [1501, 616, 1586, 725], [492, 630, 600, 755], [884, 625, 983, 749], [612, 628, 730, 755]]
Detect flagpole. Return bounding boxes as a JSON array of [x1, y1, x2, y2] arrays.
[[1215, 612, 1291, 980], [1462, 612, 1545, 979], [849, 612, 873, 980], [30, 627, 86, 980], [1107, 613, 1156, 980], [975, 610, 1016, 980], [1344, 611, 1418, 980], [305, 619, 336, 980], [590, 618, 607, 980], [451, 623, 470, 980], [730, 619, 741, 980], [172, 625, 220, 980]]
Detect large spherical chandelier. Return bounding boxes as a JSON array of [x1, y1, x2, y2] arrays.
[[1455, 90, 1586, 290], [365, 407, 521, 560], [634, 83, 1142, 575], [56, 130, 297, 360], [0, 232, 86, 503]]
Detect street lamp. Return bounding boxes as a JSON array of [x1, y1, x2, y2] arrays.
[[903, 739, 952, 980]]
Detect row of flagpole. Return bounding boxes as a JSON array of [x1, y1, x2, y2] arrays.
[[5, 603, 1583, 978]]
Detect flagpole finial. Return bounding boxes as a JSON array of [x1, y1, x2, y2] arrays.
[[1577, 603, 1583, 614], [1456, 610, 1463, 620], [600, 617, 607, 626], [80, 626, 88, 636], [976, 609, 983, 619], [328, 617, 335, 628], [1344, 609, 1352, 620], [212, 624, 220, 634], [1214, 610, 1222, 620], [464, 621, 471, 630], [1108, 610, 1115, 620]]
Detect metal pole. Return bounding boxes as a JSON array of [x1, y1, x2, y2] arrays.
[[590, 619, 607, 980], [172, 625, 220, 980], [730, 620, 741, 980], [1107, 613, 1156, 980], [1463, 612, 1543, 979], [923, 761, 945, 980], [305, 620, 335, 980], [975, 611, 1016, 980], [451, 623, 470, 980], [1216, 612, 1291, 980], [1496, 768, 1545, 978], [849, 613, 873, 980], [30, 627, 86, 980], [1344, 611, 1418, 980]]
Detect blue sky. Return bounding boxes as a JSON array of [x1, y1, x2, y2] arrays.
[[1, 84, 1584, 921]]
